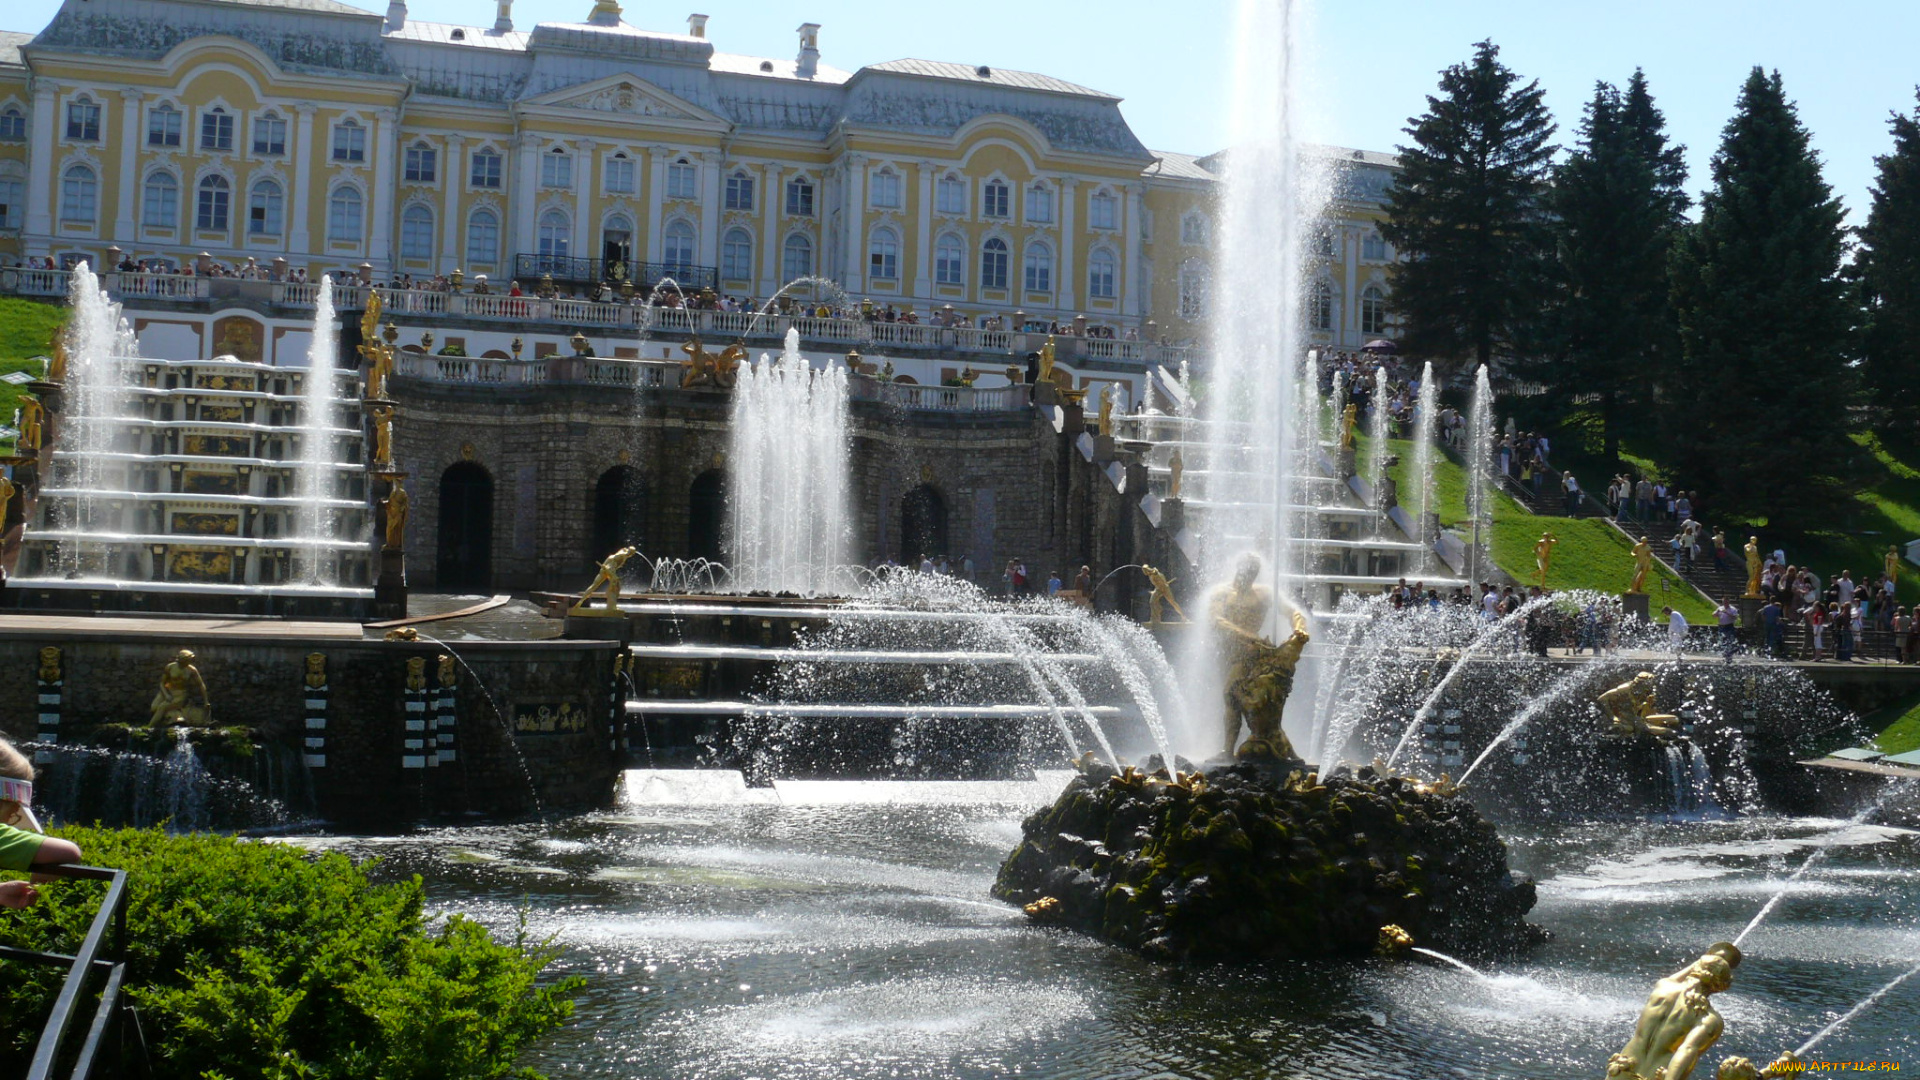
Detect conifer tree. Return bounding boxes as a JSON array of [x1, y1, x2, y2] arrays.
[[1667, 68, 1856, 521], [1859, 91, 1920, 435], [1381, 40, 1557, 371]]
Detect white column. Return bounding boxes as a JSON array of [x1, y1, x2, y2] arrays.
[[758, 162, 779, 297], [573, 140, 594, 263], [367, 107, 399, 274], [513, 132, 540, 264], [646, 146, 667, 262], [842, 154, 864, 293], [1343, 229, 1359, 347], [113, 89, 142, 242], [1057, 178, 1077, 312], [698, 152, 721, 274], [24, 80, 58, 246], [913, 161, 933, 302], [289, 104, 315, 255], [1122, 186, 1143, 319], [440, 135, 464, 273]]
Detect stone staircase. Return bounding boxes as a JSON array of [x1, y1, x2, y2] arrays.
[[1610, 518, 1750, 604]]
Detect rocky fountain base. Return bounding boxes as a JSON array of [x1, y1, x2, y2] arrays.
[[993, 756, 1544, 962]]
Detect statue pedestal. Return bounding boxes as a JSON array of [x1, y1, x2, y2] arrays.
[[1336, 447, 1357, 479], [374, 548, 407, 620], [1621, 591, 1651, 623], [563, 609, 632, 641], [1092, 434, 1117, 463], [1159, 497, 1185, 536], [1739, 597, 1764, 645]]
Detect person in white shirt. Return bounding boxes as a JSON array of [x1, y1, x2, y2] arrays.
[[1664, 606, 1689, 653]]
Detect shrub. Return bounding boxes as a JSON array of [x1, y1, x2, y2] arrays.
[[0, 827, 579, 1079]]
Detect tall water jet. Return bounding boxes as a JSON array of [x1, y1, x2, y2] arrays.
[[296, 275, 340, 587], [728, 328, 849, 596], [1366, 363, 1389, 533], [1465, 364, 1494, 586], [51, 263, 137, 578], [1412, 361, 1437, 565]]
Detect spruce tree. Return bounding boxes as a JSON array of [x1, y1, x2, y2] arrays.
[[1667, 68, 1856, 522], [1542, 70, 1687, 466], [1381, 40, 1558, 371], [1859, 90, 1920, 435]]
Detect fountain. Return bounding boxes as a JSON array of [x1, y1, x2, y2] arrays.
[[1465, 363, 1495, 584], [1412, 360, 1437, 566], [727, 328, 850, 596], [296, 275, 341, 587]]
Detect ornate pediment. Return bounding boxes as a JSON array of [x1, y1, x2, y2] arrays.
[[524, 76, 721, 126]]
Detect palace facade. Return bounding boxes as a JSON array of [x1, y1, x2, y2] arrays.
[[0, 0, 1397, 349]]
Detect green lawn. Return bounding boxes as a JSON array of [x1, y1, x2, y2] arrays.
[[1867, 692, 1920, 756], [0, 296, 66, 423]]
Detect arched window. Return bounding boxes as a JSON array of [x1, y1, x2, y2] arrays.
[[199, 107, 233, 152], [1023, 241, 1052, 293], [602, 213, 634, 269], [935, 174, 964, 215], [247, 179, 282, 236], [328, 185, 362, 242], [466, 208, 499, 264], [540, 147, 572, 189], [935, 232, 964, 286], [663, 219, 696, 276], [61, 164, 97, 223], [782, 233, 812, 282], [1310, 280, 1333, 331], [982, 179, 1009, 219], [252, 111, 286, 156], [721, 227, 752, 280], [867, 227, 899, 280], [1361, 284, 1388, 335], [603, 152, 634, 194], [404, 141, 437, 184], [0, 107, 26, 142], [195, 175, 230, 231], [1178, 260, 1209, 320], [65, 97, 99, 141], [469, 148, 502, 189], [870, 168, 901, 209], [785, 177, 814, 217], [330, 118, 364, 162], [1088, 248, 1116, 299], [725, 170, 754, 211], [666, 158, 697, 200], [537, 208, 570, 259], [1089, 190, 1117, 230], [980, 237, 1009, 290], [1025, 182, 1053, 224], [1362, 232, 1387, 261], [142, 171, 178, 230], [1180, 212, 1209, 246], [400, 203, 434, 260], [146, 103, 181, 147]]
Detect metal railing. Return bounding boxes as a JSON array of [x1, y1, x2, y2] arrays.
[[1, 864, 134, 1080], [511, 253, 717, 292]]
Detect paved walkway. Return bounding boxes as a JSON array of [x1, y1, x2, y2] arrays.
[[0, 613, 365, 639]]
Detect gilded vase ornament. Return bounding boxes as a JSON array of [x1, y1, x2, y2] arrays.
[[572, 545, 641, 615], [1210, 554, 1309, 762], [1606, 943, 1742, 1080], [149, 649, 211, 727], [1629, 536, 1655, 594], [1598, 672, 1678, 739]]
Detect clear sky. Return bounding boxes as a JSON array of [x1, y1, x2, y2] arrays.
[[9, 0, 1914, 223]]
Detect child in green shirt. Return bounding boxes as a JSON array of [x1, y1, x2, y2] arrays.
[[1, 735, 82, 908]]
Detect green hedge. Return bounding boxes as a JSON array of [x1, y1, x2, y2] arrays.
[[0, 827, 579, 1079]]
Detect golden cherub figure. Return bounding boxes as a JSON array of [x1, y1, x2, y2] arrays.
[[1606, 943, 1742, 1080], [1142, 564, 1187, 625], [1210, 554, 1309, 762]]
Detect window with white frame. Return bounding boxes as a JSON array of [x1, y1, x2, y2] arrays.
[[1178, 261, 1208, 319], [935, 233, 964, 286], [537, 208, 569, 258], [725, 170, 754, 211], [722, 227, 752, 280], [1089, 191, 1117, 230], [1361, 284, 1388, 334], [1088, 249, 1116, 299], [252, 112, 286, 156], [782, 233, 812, 281], [1023, 242, 1052, 293], [935, 174, 964, 215], [870, 168, 901, 209], [404, 142, 437, 184], [196, 175, 230, 231], [200, 108, 233, 152], [1362, 232, 1387, 261], [1180, 212, 1209, 246], [470, 148, 502, 189], [605, 153, 635, 194], [400, 204, 434, 260], [142, 171, 178, 230], [0, 108, 24, 142], [540, 148, 572, 190], [785, 178, 814, 217], [328, 185, 362, 242], [1025, 183, 1053, 224], [868, 228, 899, 280], [248, 179, 282, 236], [147, 104, 181, 147], [0, 178, 21, 230], [982, 179, 1009, 219], [65, 98, 99, 141], [663, 219, 696, 275], [466, 208, 500, 264], [980, 237, 1009, 290], [1310, 280, 1333, 330], [61, 165, 98, 223], [330, 119, 365, 162], [1314, 231, 1335, 259], [667, 159, 697, 200]]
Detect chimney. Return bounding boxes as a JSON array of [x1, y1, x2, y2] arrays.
[[796, 22, 820, 78], [384, 0, 406, 30], [494, 0, 512, 31], [687, 13, 708, 38]]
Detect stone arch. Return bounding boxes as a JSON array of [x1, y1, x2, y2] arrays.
[[437, 460, 494, 591], [590, 464, 648, 566], [688, 468, 728, 563], [901, 484, 947, 564]]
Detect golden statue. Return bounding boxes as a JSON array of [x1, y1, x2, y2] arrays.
[[1374, 925, 1414, 956], [1339, 402, 1357, 451], [572, 545, 641, 615], [1142, 564, 1187, 625], [149, 649, 210, 727], [679, 336, 742, 389], [20, 398, 42, 452], [1606, 943, 1742, 1080], [358, 294, 394, 401], [37, 646, 60, 684], [405, 655, 427, 692], [1097, 384, 1115, 437], [1038, 336, 1057, 384], [382, 478, 409, 550], [47, 335, 68, 384], [1533, 531, 1558, 588], [303, 652, 326, 690], [1168, 448, 1184, 499], [0, 473, 15, 526], [1714, 1053, 1803, 1080], [1888, 544, 1902, 587], [1210, 554, 1309, 762], [436, 654, 456, 688], [383, 627, 420, 642], [1745, 537, 1763, 599], [1599, 672, 1678, 739], [371, 406, 394, 467], [1630, 536, 1655, 594]]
